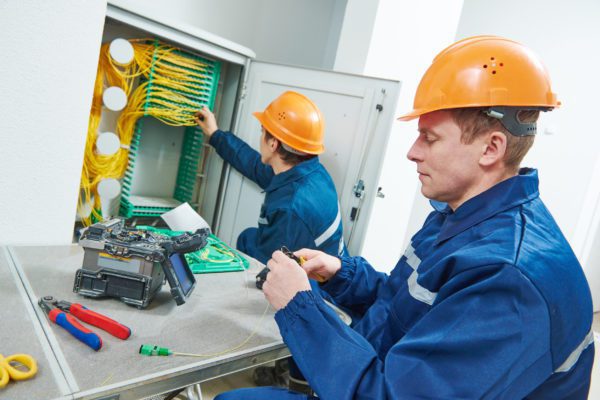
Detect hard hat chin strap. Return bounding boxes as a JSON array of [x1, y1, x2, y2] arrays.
[[484, 106, 542, 137]]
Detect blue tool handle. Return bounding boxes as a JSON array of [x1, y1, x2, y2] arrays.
[[51, 310, 103, 351]]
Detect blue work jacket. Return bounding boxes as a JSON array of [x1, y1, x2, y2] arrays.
[[274, 168, 594, 399], [209, 130, 346, 264]]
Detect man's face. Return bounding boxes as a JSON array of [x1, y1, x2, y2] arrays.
[[407, 110, 485, 209]]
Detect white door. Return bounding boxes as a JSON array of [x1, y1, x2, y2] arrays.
[[215, 61, 400, 255]]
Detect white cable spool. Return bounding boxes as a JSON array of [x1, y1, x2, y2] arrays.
[[102, 86, 127, 111], [109, 38, 134, 66], [97, 178, 121, 200], [96, 132, 121, 155]]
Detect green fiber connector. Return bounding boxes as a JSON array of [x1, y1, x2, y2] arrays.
[[139, 344, 172, 356]]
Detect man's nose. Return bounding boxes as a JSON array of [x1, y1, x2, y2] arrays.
[[407, 140, 422, 162]]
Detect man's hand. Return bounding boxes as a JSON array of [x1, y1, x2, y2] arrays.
[[194, 106, 219, 137], [263, 251, 312, 311], [295, 248, 341, 282]]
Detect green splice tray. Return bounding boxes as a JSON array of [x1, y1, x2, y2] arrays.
[[119, 39, 221, 218], [136, 226, 249, 273]]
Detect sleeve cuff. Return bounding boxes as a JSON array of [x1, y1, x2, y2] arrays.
[[208, 129, 226, 147], [319, 256, 356, 298], [274, 290, 320, 329]]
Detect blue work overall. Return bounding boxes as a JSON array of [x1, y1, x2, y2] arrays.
[[217, 168, 594, 400], [210, 130, 346, 264]]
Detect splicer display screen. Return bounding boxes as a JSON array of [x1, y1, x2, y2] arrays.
[[169, 254, 194, 295]]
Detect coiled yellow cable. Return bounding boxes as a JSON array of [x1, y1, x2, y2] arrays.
[[78, 39, 211, 225]]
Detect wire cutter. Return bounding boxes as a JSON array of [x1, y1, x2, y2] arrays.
[[280, 246, 306, 266], [38, 296, 131, 351], [256, 246, 326, 289], [280, 246, 326, 282]]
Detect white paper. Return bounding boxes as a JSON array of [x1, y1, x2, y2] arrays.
[[161, 202, 211, 233]]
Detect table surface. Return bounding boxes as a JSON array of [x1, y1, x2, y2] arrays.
[[0, 247, 70, 400], [2, 245, 288, 400]]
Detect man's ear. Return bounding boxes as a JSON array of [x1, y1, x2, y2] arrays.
[[268, 137, 280, 153], [479, 131, 507, 167]]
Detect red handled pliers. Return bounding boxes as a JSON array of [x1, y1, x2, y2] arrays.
[[38, 295, 131, 351]]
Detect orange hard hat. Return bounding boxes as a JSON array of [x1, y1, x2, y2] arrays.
[[253, 91, 325, 155], [399, 35, 560, 121]]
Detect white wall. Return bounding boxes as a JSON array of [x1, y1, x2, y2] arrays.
[[586, 218, 600, 309], [110, 0, 347, 69], [454, 0, 600, 242], [574, 156, 600, 310], [334, 0, 381, 74], [335, 0, 464, 271], [0, 0, 107, 245]]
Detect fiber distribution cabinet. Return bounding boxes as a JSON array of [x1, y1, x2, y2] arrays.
[[80, 3, 401, 256]]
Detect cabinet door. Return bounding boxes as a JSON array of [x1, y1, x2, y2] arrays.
[[216, 61, 400, 255]]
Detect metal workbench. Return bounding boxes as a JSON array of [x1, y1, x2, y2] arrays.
[[0, 247, 71, 400], [1, 245, 289, 400]]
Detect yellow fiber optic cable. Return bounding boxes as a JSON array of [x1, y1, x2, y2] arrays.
[[78, 39, 213, 225]]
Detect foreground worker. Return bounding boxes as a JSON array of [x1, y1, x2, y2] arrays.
[[216, 36, 594, 399], [196, 91, 346, 391]]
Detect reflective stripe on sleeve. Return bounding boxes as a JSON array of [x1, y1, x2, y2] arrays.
[[315, 207, 341, 247], [555, 329, 594, 373], [403, 245, 438, 306]]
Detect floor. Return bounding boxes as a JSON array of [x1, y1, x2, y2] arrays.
[[171, 313, 600, 399]]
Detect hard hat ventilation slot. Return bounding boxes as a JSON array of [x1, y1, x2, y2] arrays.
[[278, 112, 286, 120], [484, 57, 502, 75]]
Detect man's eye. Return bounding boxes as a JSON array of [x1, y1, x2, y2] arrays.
[[425, 135, 436, 142]]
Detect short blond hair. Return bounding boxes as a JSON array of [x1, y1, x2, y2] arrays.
[[449, 108, 539, 173]]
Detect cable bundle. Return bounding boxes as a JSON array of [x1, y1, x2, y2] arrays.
[[78, 39, 216, 225]]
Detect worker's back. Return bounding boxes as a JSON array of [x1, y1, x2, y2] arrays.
[[264, 157, 345, 258]]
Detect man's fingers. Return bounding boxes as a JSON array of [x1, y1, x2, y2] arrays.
[[294, 248, 321, 259], [271, 250, 291, 264], [300, 257, 323, 274], [262, 280, 271, 295], [266, 258, 277, 272], [194, 112, 206, 126], [267, 251, 288, 273], [195, 107, 210, 120]]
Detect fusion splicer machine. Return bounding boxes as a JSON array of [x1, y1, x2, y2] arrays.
[[74, 219, 209, 308]]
